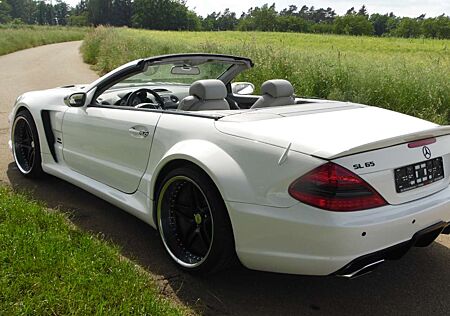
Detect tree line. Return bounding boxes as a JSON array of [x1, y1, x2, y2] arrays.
[[0, 0, 449, 39]]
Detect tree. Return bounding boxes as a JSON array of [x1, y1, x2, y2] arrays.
[[203, 9, 237, 31], [73, 0, 87, 15], [324, 7, 336, 22], [6, 0, 25, 20], [370, 13, 389, 36], [87, 0, 112, 26], [0, 0, 12, 23], [202, 11, 220, 30], [54, 0, 69, 25], [394, 17, 421, 38], [237, 3, 277, 31], [68, 13, 87, 26], [22, 0, 37, 23], [276, 15, 310, 33], [280, 5, 297, 16], [111, 0, 132, 26], [346, 7, 356, 16], [298, 5, 308, 19], [216, 8, 238, 30], [132, 0, 200, 30], [421, 15, 450, 39], [334, 14, 374, 35], [68, 0, 88, 26], [357, 5, 368, 17], [35, 0, 49, 24]]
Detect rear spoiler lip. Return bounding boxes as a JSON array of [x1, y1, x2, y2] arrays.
[[322, 125, 450, 160]]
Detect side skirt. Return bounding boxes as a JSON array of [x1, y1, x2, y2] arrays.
[[42, 156, 156, 228]]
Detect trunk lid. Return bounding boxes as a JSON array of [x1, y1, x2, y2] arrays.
[[215, 103, 444, 159]]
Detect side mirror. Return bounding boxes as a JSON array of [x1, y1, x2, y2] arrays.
[[65, 92, 86, 107], [231, 82, 255, 95]]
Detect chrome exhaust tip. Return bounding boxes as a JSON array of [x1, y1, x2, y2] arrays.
[[336, 259, 385, 279]]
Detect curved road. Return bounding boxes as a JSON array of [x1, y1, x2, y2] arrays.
[[1, 42, 450, 315], [0, 41, 98, 179]]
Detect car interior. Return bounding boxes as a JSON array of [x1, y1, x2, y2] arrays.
[[94, 58, 302, 112]]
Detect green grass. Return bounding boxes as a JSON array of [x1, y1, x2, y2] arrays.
[[0, 186, 190, 315], [0, 25, 87, 56], [82, 26, 450, 124]]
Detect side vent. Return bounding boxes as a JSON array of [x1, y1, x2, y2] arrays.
[[40, 110, 58, 162]]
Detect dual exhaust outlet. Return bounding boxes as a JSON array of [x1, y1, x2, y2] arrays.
[[335, 221, 449, 279]]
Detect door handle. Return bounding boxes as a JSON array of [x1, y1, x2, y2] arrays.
[[129, 126, 149, 138]]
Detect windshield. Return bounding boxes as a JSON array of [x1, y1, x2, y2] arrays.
[[120, 61, 233, 86]]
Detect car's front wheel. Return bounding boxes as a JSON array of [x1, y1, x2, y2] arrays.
[[12, 109, 44, 178], [156, 166, 235, 274]]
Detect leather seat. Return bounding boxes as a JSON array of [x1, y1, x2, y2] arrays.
[[251, 79, 295, 109], [178, 79, 230, 111]]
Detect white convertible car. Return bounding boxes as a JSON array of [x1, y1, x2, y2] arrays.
[[9, 53, 450, 278]]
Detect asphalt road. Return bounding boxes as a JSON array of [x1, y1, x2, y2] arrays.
[[1, 42, 450, 316]]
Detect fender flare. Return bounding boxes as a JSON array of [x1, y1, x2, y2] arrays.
[[149, 139, 255, 203]]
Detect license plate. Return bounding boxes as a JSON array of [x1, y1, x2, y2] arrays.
[[394, 157, 444, 193]]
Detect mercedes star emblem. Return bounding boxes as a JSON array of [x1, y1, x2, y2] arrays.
[[422, 146, 432, 159]]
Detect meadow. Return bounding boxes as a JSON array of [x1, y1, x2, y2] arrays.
[[82, 27, 450, 124], [0, 25, 87, 56], [0, 186, 189, 315]]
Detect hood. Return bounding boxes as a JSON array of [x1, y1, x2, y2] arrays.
[[16, 84, 87, 105], [215, 102, 445, 159]]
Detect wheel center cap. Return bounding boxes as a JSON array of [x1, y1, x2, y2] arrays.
[[194, 213, 202, 225]]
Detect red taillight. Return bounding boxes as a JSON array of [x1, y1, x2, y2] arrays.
[[288, 162, 387, 212]]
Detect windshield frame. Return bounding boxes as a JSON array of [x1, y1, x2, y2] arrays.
[[88, 53, 253, 105]]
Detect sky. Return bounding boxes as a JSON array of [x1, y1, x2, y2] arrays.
[[65, 1, 449, 18]]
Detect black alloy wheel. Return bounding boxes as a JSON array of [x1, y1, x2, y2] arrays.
[[12, 110, 43, 177], [156, 167, 235, 274]]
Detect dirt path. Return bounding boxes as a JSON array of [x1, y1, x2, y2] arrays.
[[0, 41, 98, 180], [1, 41, 449, 316]]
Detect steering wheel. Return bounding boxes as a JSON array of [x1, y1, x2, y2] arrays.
[[126, 88, 165, 109]]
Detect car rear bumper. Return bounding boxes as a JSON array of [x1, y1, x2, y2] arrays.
[[226, 186, 450, 276], [333, 221, 449, 278]]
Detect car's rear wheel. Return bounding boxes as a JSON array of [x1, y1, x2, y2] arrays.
[[156, 166, 235, 274], [12, 110, 44, 178]]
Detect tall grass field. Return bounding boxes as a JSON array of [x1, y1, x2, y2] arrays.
[[82, 27, 450, 124], [0, 25, 87, 56]]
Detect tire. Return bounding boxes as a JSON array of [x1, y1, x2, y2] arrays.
[[156, 166, 235, 275], [11, 109, 44, 178]]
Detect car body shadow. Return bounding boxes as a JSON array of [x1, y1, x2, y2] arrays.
[[6, 162, 450, 316]]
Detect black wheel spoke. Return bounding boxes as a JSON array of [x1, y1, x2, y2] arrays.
[[17, 143, 32, 150], [185, 226, 198, 248], [26, 147, 33, 161], [174, 203, 193, 218], [28, 150, 35, 168], [190, 183, 198, 207], [200, 227, 211, 248], [191, 183, 203, 208], [203, 228, 212, 244], [23, 125, 32, 143]]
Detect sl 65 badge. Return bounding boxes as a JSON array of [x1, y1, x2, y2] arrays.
[[353, 161, 375, 170]]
